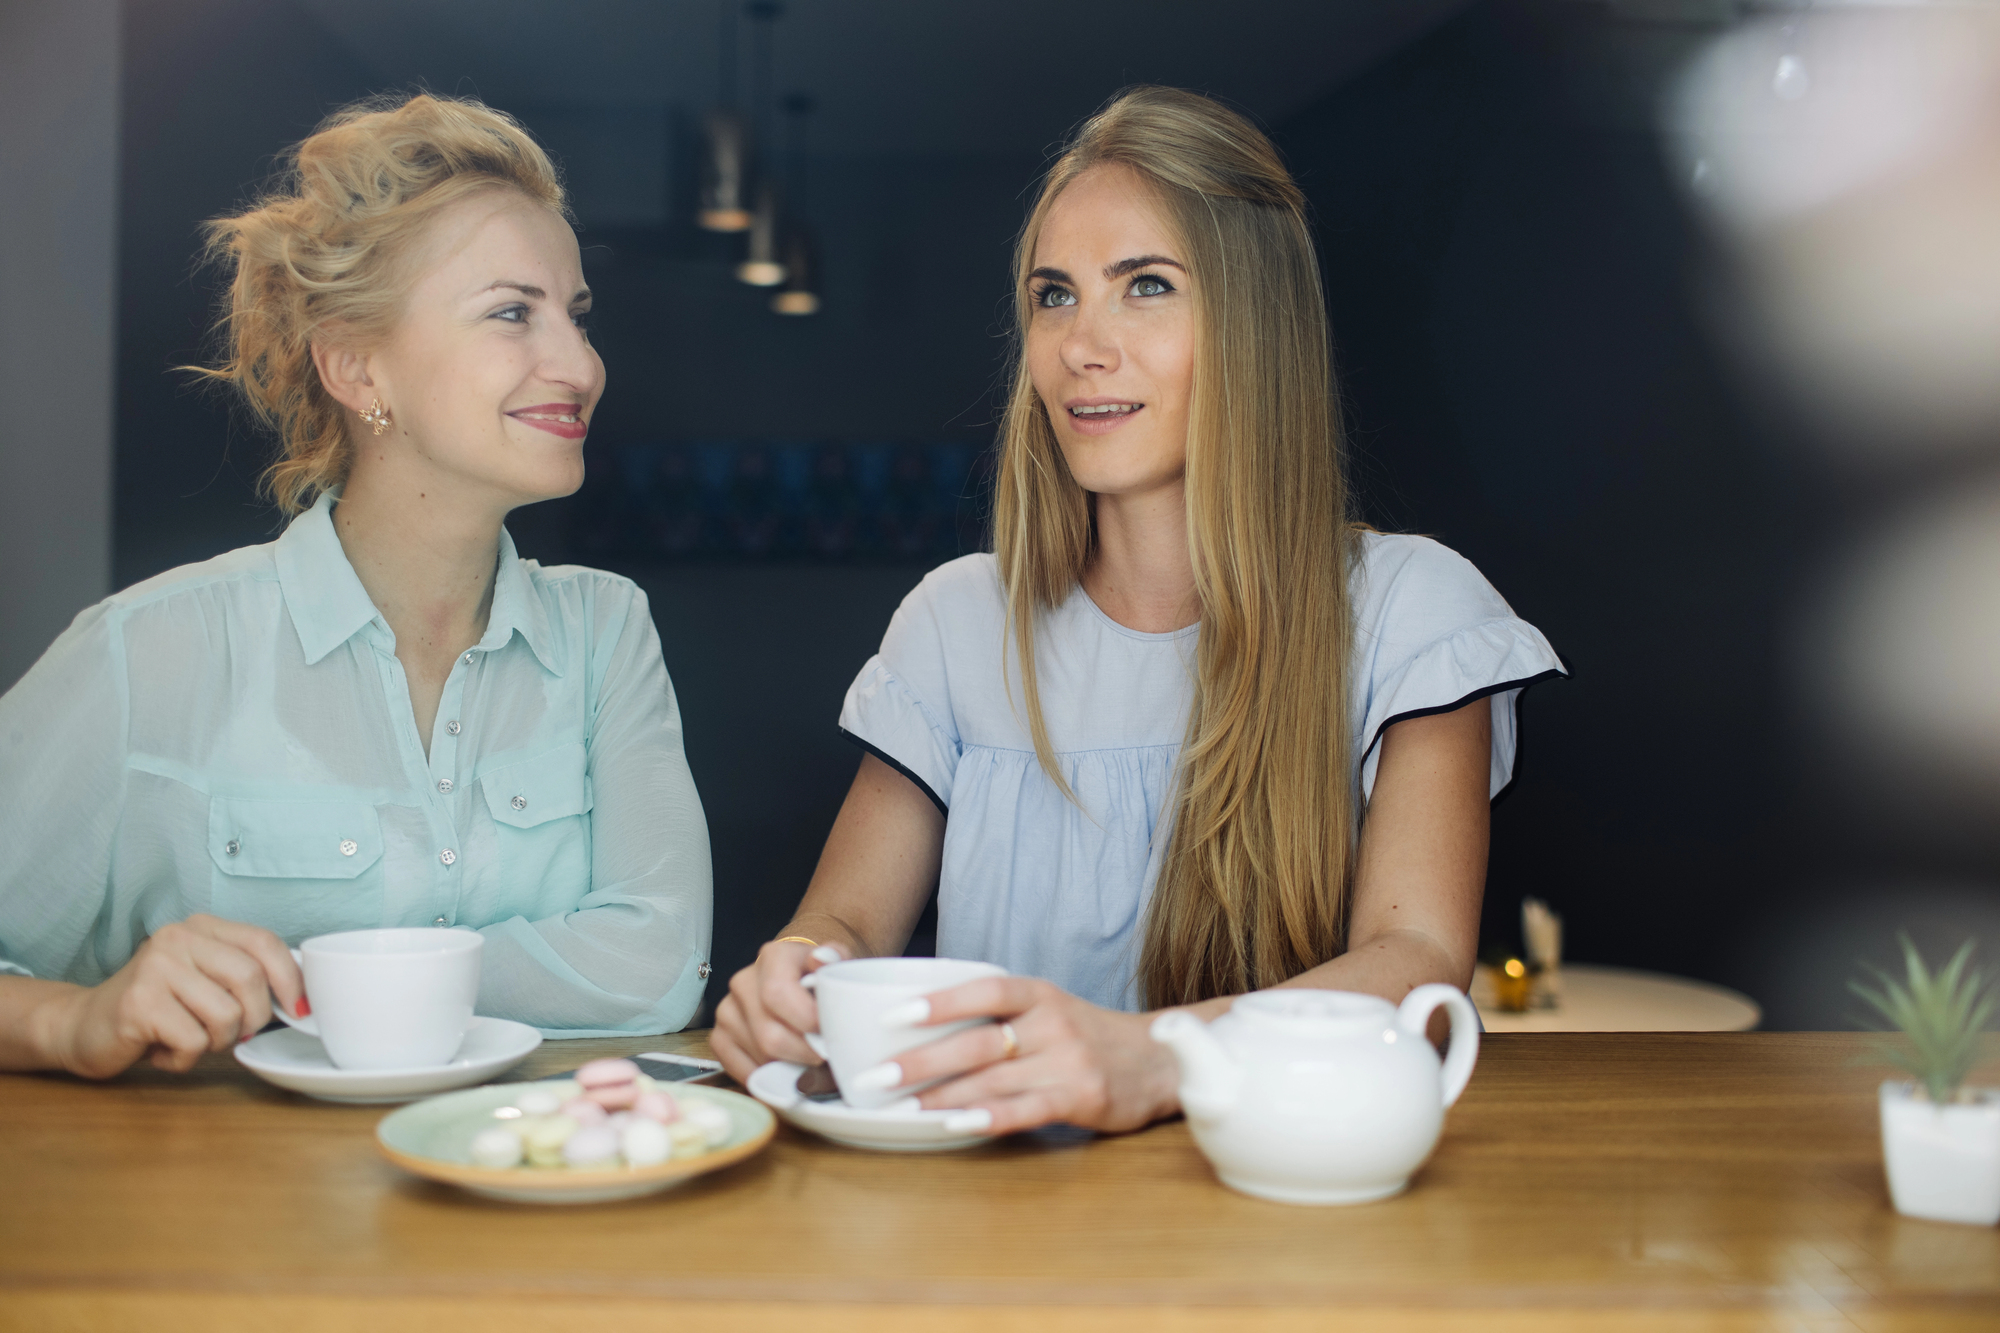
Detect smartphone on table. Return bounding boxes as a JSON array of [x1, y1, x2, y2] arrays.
[[540, 1052, 726, 1085]]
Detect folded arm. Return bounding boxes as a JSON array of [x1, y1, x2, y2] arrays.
[[476, 593, 714, 1038]]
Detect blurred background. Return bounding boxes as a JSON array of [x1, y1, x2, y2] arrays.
[[5, 0, 1998, 1027]]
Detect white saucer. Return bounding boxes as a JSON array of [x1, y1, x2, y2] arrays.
[[234, 1016, 543, 1104], [747, 1061, 996, 1152]]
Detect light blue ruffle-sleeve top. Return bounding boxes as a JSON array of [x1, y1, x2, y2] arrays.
[[0, 492, 712, 1038], [838, 533, 1565, 1012]]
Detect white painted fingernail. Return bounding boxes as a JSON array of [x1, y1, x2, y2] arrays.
[[943, 1109, 993, 1133], [879, 998, 930, 1029], [809, 946, 842, 965], [848, 1061, 903, 1093]]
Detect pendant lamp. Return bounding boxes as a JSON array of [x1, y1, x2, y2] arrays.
[[772, 226, 819, 314], [696, 3, 750, 231], [697, 111, 752, 232], [772, 94, 818, 314], [733, 3, 786, 284], [736, 180, 787, 286]]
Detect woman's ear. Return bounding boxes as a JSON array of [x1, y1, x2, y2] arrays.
[[309, 338, 377, 415]]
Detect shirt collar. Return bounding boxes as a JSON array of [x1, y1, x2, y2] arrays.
[[274, 490, 563, 676], [275, 491, 385, 666], [483, 525, 563, 676]]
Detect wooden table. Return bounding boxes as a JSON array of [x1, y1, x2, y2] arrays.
[[2, 1032, 1995, 1332], [1473, 963, 1764, 1032]]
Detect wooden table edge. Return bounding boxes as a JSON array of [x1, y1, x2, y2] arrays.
[[5, 1284, 1998, 1333]]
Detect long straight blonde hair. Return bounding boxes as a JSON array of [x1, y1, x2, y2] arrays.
[[992, 86, 1360, 1008]]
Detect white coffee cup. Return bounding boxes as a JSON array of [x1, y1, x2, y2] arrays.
[[801, 956, 1006, 1111], [273, 927, 483, 1070]]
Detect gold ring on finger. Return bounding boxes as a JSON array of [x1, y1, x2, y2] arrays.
[[999, 1020, 1020, 1061]]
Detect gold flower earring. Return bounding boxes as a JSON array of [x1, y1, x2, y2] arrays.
[[359, 398, 393, 435]]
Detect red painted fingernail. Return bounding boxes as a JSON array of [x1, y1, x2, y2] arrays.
[[296, 995, 311, 1017]]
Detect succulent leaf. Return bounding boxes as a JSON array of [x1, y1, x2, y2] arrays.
[[1849, 934, 1995, 1105]]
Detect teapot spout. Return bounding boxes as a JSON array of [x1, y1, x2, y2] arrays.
[[1149, 1010, 1242, 1120]]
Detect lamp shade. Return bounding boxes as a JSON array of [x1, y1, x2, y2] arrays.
[[772, 222, 819, 314], [735, 181, 787, 286]]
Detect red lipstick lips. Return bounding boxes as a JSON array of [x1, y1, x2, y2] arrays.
[[507, 403, 587, 441]]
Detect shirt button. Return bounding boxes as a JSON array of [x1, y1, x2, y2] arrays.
[[446, 720, 461, 736], [510, 795, 527, 811], [339, 839, 358, 856], [461, 651, 475, 665], [439, 849, 457, 867], [224, 839, 240, 856], [437, 778, 453, 793], [697, 962, 712, 980], [434, 916, 448, 927]]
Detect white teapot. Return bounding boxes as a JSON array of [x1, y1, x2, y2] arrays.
[[1150, 985, 1480, 1205]]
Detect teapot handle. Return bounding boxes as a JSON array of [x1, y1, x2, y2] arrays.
[[1397, 983, 1480, 1109]]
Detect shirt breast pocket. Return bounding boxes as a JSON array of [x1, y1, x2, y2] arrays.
[[206, 797, 386, 941], [478, 742, 593, 886]]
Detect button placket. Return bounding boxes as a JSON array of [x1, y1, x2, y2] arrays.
[[429, 656, 477, 929]]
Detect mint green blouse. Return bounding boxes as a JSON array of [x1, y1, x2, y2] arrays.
[[0, 493, 712, 1038]]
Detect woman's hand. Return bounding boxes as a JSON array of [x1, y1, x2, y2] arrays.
[[711, 938, 848, 1084], [32, 915, 302, 1078], [874, 976, 1183, 1135]]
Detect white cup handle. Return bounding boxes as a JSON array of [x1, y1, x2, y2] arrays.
[[1397, 983, 1480, 1109], [794, 970, 828, 1061], [271, 948, 318, 1038]]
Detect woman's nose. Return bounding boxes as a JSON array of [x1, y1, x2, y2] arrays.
[[542, 320, 604, 395], [1062, 305, 1119, 375]]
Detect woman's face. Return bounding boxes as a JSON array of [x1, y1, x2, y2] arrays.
[[362, 191, 604, 508], [1025, 163, 1195, 501]]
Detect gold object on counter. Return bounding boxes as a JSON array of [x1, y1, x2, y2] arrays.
[[1491, 956, 1535, 1012]]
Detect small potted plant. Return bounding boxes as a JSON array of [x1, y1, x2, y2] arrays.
[[1850, 936, 1999, 1226]]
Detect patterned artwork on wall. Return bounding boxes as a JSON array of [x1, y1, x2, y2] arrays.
[[571, 441, 994, 563]]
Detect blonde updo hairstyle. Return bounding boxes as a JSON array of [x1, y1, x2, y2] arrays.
[[195, 93, 569, 515]]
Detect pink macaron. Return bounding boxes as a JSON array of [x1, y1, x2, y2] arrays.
[[575, 1058, 641, 1089], [634, 1090, 680, 1123]]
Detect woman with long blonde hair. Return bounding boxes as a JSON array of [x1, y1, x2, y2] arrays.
[[715, 87, 1562, 1132], [0, 93, 712, 1077]]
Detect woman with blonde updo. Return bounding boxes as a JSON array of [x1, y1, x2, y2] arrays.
[[0, 93, 713, 1077]]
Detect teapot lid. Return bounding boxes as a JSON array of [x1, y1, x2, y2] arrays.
[[1232, 989, 1396, 1035]]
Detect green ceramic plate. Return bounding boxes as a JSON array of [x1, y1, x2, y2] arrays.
[[377, 1079, 775, 1204]]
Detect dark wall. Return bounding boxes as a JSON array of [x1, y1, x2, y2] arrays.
[[1275, 2, 2000, 1026], [117, 0, 377, 583], [1278, 3, 1795, 994], [117, 0, 1032, 586]]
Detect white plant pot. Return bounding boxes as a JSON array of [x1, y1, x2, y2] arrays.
[[1879, 1081, 2000, 1226]]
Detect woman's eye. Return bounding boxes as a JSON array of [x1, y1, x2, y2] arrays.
[[1034, 284, 1076, 309], [494, 304, 529, 324], [572, 310, 592, 332], [1131, 275, 1173, 297]]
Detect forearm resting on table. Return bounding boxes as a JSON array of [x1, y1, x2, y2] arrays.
[[1161, 927, 1473, 1033], [0, 975, 85, 1072], [1283, 926, 1474, 1000]]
